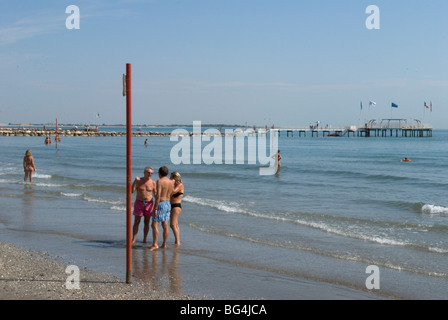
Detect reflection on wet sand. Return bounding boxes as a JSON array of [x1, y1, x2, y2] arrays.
[[23, 184, 35, 226], [132, 248, 182, 295]]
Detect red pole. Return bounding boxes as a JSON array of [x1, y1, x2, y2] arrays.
[[55, 118, 58, 149], [125, 63, 132, 284], [55, 118, 59, 149]]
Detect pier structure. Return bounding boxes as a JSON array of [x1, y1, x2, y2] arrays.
[[277, 125, 357, 138], [357, 119, 432, 137], [1, 119, 432, 138], [269, 119, 432, 138]]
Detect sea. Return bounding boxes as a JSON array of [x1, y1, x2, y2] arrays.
[[1, 125, 448, 300]]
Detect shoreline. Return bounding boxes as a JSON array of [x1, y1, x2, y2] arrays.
[[0, 242, 194, 300]]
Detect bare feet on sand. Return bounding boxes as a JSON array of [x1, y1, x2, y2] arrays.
[[149, 243, 168, 251]]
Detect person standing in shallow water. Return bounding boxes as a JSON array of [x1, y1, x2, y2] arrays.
[[23, 150, 36, 182], [150, 166, 173, 251], [170, 172, 184, 247], [272, 150, 282, 173], [131, 167, 156, 244]]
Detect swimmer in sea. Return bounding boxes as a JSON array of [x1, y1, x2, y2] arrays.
[[272, 150, 282, 173], [23, 149, 36, 183]]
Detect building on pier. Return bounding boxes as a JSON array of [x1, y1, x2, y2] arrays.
[[274, 119, 432, 138], [357, 119, 432, 137]]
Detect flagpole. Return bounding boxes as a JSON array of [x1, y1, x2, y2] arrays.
[[359, 101, 362, 127], [429, 101, 432, 125], [423, 102, 426, 124]]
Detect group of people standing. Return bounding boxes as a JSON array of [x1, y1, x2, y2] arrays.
[[22, 149, 184, 250], [131, 165, 184, 251]]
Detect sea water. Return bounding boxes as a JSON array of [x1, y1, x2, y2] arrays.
[[1, 128, 448, 299]]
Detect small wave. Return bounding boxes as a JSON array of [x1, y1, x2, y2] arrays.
[[185, 195, 408, 246], [61, 192, 83, 197], [111, 205, 126, 212], [186, 222, 448, 279], [59, 191, 125, 212], [84, 196, 123, 207], [184, 195, 448, 252], [184, 195, 248, 214], [34, 173, 52, 179], [34, 182, 64, 188], [294, 218, 409, 247], [422, 204, 448, 215]]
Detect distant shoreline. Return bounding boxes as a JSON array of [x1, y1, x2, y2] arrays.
[[0, 127, 171, 137], [0, 127, 251, 137], [0, 123, 247, 128]]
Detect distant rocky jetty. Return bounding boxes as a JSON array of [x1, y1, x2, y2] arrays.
[[0, 127, 240, 137], [0, 127, 172, 137]]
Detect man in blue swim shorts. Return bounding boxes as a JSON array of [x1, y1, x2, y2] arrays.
[[150, 166, 174, 251]]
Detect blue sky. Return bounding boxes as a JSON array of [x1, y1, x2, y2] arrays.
[[1, 0, 447, 128]]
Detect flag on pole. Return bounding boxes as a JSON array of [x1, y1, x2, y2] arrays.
[[369, 101, 376, 107], [431, 101, 432, 112], [360, 101, 363, 110], [425, 102, 429, 109], [391, 102, 398, 108]]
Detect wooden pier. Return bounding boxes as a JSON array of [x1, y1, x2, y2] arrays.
[[270, 119, 433, 138], [356, 119, 432, 137]]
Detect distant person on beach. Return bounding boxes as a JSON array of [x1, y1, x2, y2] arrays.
[[131, 167, 156, 244], [23, 149, 36, 182], [150, 166, 173, 251], [170, 172, 184, 247]]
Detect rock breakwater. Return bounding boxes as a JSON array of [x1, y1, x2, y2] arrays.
[[0, 128, 173, 137]]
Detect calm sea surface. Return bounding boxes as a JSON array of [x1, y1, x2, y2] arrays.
[[1, 127, 448, 299]]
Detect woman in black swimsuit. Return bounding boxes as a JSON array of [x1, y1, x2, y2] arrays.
[[170, 172, 184, 246]]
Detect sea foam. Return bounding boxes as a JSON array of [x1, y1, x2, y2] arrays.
[[422, 204, 448, 215]]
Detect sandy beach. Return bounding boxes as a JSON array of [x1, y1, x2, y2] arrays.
[[0, 242, 193, 300]]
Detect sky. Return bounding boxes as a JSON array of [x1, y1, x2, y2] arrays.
[[0, 0, 447, 128]]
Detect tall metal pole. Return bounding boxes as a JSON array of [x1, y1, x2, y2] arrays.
[[125, 63, 132, 284], [55, 118, 58, 150]]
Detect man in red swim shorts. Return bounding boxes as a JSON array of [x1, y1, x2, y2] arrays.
[[131, 166, 156, 244]]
